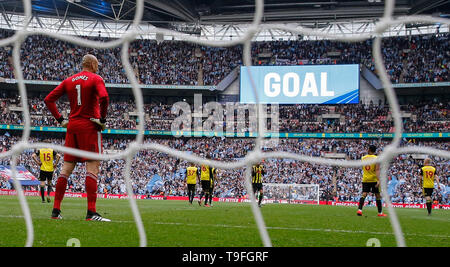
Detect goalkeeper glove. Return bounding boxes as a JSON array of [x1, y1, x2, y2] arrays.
[[56, 116, 69, 128], [90, 118, 107, 131]]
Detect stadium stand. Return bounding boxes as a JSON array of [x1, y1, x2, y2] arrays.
[[0, 96, 448, 133], [0, 134, 448, 204], [0, 29, 448, 85]]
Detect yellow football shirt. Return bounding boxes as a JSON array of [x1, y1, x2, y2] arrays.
[[39, 148, 54, 172], [186, 166, 198, 185], [421, 166, 436, 189], [200, 165, 210, 181], [362, 154, 378, 183], [252, 165, 264, 184]]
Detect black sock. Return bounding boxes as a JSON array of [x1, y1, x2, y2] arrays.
[[47, 185, 52, 197], [40, 186, 45, 201], [358, 197, 365, 210], [199, 192, 203, 202], [426, 201, 432, 214], [209, 194, 212, 205], [376, 199, 382, 213], [204, 193, 209, 205], [258, 193, 263, 205]]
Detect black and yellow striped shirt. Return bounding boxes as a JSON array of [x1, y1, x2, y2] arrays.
[[252, 165, 265, 184]]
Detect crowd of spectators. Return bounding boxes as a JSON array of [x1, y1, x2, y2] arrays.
[[0, 134, 448, 205], [0, 29, 448, 85], [0, 95, 448, 133], [0, 28, 448, 205]]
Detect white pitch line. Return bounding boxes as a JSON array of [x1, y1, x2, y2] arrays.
[[149, 221, 450, 239], [1, 215, 448, 239]]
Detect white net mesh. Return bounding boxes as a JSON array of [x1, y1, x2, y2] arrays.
[[0, 0, 449, 247]]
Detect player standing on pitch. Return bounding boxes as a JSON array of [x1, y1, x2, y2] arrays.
[[252, 161, 265, 208], [198, 154, 214, 207], [419, 158, 439, 216], [357, 145, 387, 217], [207, 166, 217, 207], [44, 54, 110, 221], [186, 162, 200, 205], [32, 147, 60, 203]]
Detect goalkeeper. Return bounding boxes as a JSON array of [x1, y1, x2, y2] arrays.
[[44, 54, 110, 221]]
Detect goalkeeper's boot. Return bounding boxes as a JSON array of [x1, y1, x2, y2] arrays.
[[377, 213, 387, 217], [85, 210, 111, 222], [357, 210, 363, 216], [51, 208, 63, 220]]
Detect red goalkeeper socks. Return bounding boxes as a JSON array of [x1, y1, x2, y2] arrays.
[[53, 175, 68, 210], [85, 172, 98, 213]]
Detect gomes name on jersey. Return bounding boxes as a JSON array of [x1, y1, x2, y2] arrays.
[[71, 75, 89, 82]]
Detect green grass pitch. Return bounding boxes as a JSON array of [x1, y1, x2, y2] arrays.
[[0, 196, 448, 247]]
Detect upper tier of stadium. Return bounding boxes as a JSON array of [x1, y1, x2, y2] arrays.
[[1, 0, 448, 39], [0, 0, 449, 88], [0, 28, 448, 86]]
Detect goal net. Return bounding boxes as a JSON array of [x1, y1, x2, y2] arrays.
[[263, 183, 319, 205], [0, 0, 449, 248]]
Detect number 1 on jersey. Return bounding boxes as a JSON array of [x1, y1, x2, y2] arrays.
[[76, 84, 82, 105]]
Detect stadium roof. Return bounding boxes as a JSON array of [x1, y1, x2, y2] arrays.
[[1, 0, 449, 25], [0, 0, 448, 39]]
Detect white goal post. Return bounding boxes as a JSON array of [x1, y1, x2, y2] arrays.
[[262, 183, 320, 205]]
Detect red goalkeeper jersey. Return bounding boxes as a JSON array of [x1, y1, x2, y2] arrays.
[[44, 71, 109, 132]]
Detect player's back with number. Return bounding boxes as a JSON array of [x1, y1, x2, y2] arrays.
[[421, 165, 436, 189], [44, 54, 111, 222], [38, 148, 56, 172], [186, 166, 199, 184], [362, 154, 377, 183], [45, 70, 108, 133], [66, 71, 106, 122]]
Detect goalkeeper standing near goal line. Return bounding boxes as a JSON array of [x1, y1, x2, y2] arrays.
[[44, 54, 110, 222]]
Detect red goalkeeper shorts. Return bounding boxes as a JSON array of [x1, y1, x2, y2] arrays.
[[64, 130, 103, 163]]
